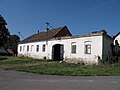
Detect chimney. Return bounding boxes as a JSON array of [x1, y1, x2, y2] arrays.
[[100, 30, 107, 34], [45, 28, 49, 32], [37, 30, 39, 34]]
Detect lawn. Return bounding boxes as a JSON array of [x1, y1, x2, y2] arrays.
[[0, 56, 120, 76]]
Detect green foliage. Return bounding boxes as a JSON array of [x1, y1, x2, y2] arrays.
[[0, 56, 120, 76], [5, 34, 20, 55], [0, 15, 20, 54], [0, 15, 10, 47], [0, 56, 47, 64]]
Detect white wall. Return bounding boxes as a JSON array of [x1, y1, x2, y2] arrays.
[[47, 35, 103, 64], [18, 41, 48, 59], [114, 34, 120, 55], [114, 34, 120, 46], [18, 35, 103, 64]]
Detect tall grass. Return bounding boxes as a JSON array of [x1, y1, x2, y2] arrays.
[[0, 56, 120, 76]]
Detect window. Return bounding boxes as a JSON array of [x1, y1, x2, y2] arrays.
[[27, 45, 29, 51], [20, 46, 22, 52], [36, 45, 39, 52], [23, 46, 25, 51], [42, 44, 46, 52], [115, 40, 119, 46], [84, 41, 91, 54], [85, 44, 91, 54], [71, 42, 76, 54], [31, 45, 34, 52]]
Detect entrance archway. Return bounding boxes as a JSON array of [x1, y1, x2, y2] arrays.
[[52, 44, 64, 61]]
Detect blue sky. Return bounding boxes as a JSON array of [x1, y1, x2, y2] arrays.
[[0, 0, 120, 39]]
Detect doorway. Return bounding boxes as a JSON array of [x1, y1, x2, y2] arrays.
[[52, 44, 64, 61]]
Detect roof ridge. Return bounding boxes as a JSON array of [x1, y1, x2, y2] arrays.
[[38, 26, 65, 33], [19, 26, 69, 44]]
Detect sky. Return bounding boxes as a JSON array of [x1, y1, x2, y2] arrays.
[[0, 0, 120, 40]]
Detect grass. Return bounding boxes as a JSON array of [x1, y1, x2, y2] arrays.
[[0, 56, 120, 76]]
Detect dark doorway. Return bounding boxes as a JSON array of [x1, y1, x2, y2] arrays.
[[52, 44, 64, 61]]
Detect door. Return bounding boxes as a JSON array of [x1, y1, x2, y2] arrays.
[[52, 44, 64, 61]]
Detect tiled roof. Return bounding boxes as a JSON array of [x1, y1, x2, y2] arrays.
[[19, 26, 72, 44]]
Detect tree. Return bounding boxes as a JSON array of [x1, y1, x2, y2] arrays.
[[0, 15, 10, 47], [4, 34, 20, 56], [0, 15, 20, 56]]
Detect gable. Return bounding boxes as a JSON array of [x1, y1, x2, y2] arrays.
[[114, 32, 120, 46], [53, 26, 72, 38]]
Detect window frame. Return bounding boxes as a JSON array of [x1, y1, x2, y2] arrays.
[[20, 46, 22, 52], [27, 45, 29, 51], [85, 44, 91, 54], [23, 46, 25, 51], [31, 45, 34, 52], [42, 44, 46, 52], [36, 45, 39, 52], [71, 42, 76, 54]]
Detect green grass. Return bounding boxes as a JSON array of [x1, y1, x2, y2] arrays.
[[0, 56, 120, 76], [0, 56, 47, 64]]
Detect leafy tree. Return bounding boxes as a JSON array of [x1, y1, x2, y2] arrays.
[[3, 34, 20, 56], [0, 15, 10, 47], [0, 15, 20, 56]]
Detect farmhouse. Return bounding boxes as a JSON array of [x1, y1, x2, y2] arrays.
[[18, 26, 114, 65]]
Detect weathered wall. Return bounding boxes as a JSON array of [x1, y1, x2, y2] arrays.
[[18, 41, 48, 59], [102, 35, 113, 61], [18, 35, 103, 64], [47, 35, 103, 64]]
